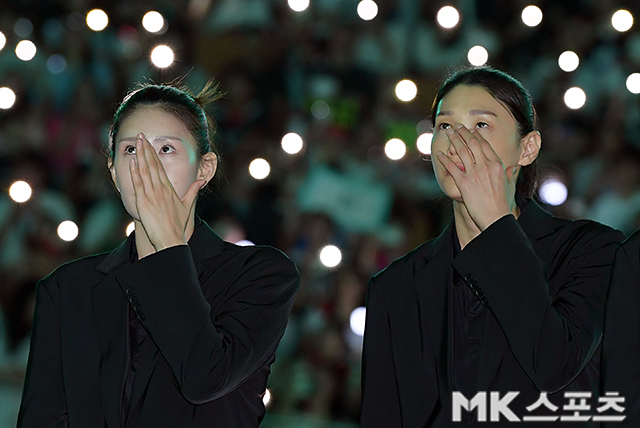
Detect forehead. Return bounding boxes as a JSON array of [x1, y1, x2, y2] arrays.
[[117, 107, 194, 143], [437, 84, 512, 118]]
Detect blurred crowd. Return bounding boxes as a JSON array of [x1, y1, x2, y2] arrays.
[[1, 0, 640, 426]]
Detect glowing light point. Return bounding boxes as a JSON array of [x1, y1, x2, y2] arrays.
[[319, 245, 342, 268], [564, 87, 586, 110], [521, 5, 543, 27], [150, 45, 174, 68], [0, 87, 16, 109], [86, 9, 109, 32], [395, 79, 417, 102], [142, 11, 165, 33], [417, 133, 433, 155], [9, 181, 31, 203], [263, 389, 272, 406], [612, 9, 633, 32], [350, 307, 367, 336], [126, 222, 135, 236], [235, 240, 255, 247], [58, 221, 79, 242], [357, 0, 378, 21], [385, 138, 406, 160], [539, 178, 568, 206], [437, 6, 460, 29], [288, 0, 310, 12], [249, 158, 270, 180], [0, 32, 6, 52], [467, 46, 489, 66], [15, 40, 36, 61], [281, 132, 304, 154], [558, 51, 579, 72], [626, 73, 640, 94]]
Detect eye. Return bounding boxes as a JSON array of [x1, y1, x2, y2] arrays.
[[476, 122, 489, 129], [437, 122, 451, 130], [124, 145, 136, 155], [160, 145, 175, 154]]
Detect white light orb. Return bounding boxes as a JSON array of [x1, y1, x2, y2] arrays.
[[417, 133, 433, 155], [235, 240, 255, 247], [612, 9, 633, 32], [395, 79, 417, 102], [626, 73, 640, 94], [558, 51, 579, 72], [86, 9, 109, 32], [539, 178, 568, 206], [564, 87, 586, 110], [150, 45, 174, 68], [15, 40, 36, 61], [0, 87, 16, 109], [281, 132, 304, 154], [385, 138, 406, 160], [350, 306, 367, 336], [357, 0, 378, 21], [288, 0, 310, 12], [437, 6, 460, 29], [319, 245, 342, 268], [58, 220, 79, 242], [126, 222, 135, 236], [249, 158, 270, 180], [467, 45, 488, 66], [0, 32, 6, 52], [142, 11, 165, 33], [521, 5, 543, 27], [9, 181, 32, 203], [263, 389, 272, 406]]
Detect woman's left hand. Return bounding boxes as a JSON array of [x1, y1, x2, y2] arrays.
[[129, 133, 204, 251], [436, 124, 519, 231]]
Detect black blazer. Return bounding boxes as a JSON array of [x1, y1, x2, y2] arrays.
[[18, 217, 299, 428], [361, 198, 624, 427], [601, 230, 640, 427]]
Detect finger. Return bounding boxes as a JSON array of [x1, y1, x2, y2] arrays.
[[478, 138, 501, 163], [454, 125, 487, 163], [436, 150, 464, 181], [446, 126, 475, 167], [135, 135, 153, 194], [129, 158, 144, 201], [143, 136, 173, 189], [181, 179, 205, 213], [140, 134, 163, 189]]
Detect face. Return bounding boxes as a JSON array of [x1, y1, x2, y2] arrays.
[[432, 84, 533, 201], [109, 107, 210, 220]]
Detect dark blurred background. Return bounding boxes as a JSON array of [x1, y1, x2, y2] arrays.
[[0, 0, 639, 426]]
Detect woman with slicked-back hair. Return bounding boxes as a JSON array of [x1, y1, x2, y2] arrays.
[[360, 67, 624, 427], [17, 81, 299, 428]]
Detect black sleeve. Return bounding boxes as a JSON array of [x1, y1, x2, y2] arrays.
[[453, 215, 623, 392], [601, 240, 640, 427], [114, 245, 299, 405], [17, 278, 69, 428], [360, 278, 403, 427]]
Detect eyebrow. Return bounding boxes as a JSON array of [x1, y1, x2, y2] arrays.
[[437, 109, 498, 117], [118, 135, 184, 144]]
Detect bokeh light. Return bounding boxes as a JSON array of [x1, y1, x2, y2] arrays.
[[281, 132, 304, 154], [350, 307, 367, 337], [288, 0, 310, 12], [319, 245, 342, 268], [142, 11, 164, 33], [626, 73, 640, 94], [417, 133, 433, 155], [0, 32, 6, 52], [539, 178, 568, 206], [15, 40, 36, 61], [558, 51, 579, 72], [58, 221, 79, 242], [395, 79, 417, 102], [564, 87, 586, 110], [126, 222, 135, 236], [357, 0, 378, 21], [467, 46, 488, 66], [86, 9, 109, 32], [46, 54, 67, 73], [611, 9, 633, 32], [311, 100, 330, 119], [0, 87, 17, 109], [385, 138, 406, 160], [150, 45, 174, 68], [249, 158, 270, 180], [263, 389, 272, 407], [521, 5, 543, 27], [235, 240, 255, 247], [437, 6, 460, 29], [9, 181, 32, 203]]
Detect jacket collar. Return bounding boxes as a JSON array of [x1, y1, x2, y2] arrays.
[[95, 216, 225, 274]]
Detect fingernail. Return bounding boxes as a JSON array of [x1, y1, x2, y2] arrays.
[[446, 128, 455, 135], [437, 150, 444, 155], [455, 124, 464, 130]]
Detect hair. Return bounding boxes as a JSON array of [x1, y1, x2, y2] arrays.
[[430, 66, 540, 198], [108, 79, 224, 191]]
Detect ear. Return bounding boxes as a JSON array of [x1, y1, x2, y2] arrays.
[[197, 152, 218, 185], [108, 158, 120, 194], [518, 130, 541, 167]]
